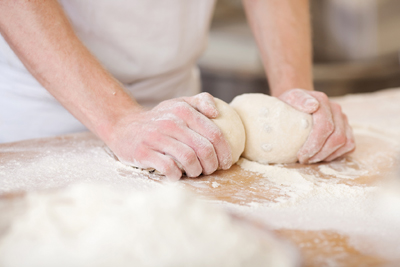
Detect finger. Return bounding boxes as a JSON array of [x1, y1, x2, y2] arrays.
[[279, 88, 319, 114], [153, 153, 183, 181], [134, 148, 183, 181], [165, 124, 219, 175], [298, 92, 335, 163], [308, 102, 347, 163], [180, 107, 232, 170], [165, 100, 231, 171], [324, 114, 356, 162], [183, 92, 219, 119], [152, 136, 203, 178]]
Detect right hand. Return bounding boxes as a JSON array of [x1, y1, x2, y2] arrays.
[[106, 93, 232, 181]]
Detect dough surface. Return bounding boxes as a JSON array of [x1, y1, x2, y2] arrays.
[[212, 98, 246, 165], [230, 94, 312, 164]]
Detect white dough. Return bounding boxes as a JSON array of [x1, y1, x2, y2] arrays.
[[0, 184, 299, 267], [212, 98, 246, 165], [230, 94, 312, 164]]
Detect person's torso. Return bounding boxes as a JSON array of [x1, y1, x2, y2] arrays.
[[0, 0, 215, 142], [60, 0, 215, 85]]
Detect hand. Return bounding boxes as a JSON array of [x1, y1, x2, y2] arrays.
[[106, 93, 232, 181], [279, 89, 355, 164]]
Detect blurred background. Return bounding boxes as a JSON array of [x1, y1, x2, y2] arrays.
[[199, 0, 400, 102]]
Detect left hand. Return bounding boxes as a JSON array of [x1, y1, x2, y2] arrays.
[[279, 89, 355, 164]]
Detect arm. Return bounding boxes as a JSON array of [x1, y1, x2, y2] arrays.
[[0, 0, 231, 180], [242, 0, 355, 163], [243, 0, 313, 95], [0, 0, 138, 140]]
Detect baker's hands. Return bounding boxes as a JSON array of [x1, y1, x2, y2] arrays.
[[106, 93, 232, 181], [279, 89, 355, 164]]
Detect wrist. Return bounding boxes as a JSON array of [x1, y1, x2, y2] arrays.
[[271, 85, 314, 98], [91, 92, 144, 146]]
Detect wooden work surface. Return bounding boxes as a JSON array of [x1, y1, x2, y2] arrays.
[[2, 89, 400, 266]]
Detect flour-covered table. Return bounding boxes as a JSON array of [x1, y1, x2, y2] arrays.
[[1, 89, 400, 266]]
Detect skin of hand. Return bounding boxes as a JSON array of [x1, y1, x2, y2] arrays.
[[243, 0, 355, 163], [108, 93, 232, 181], [0, 0, 231, 181], [279, 89, 355, 163]]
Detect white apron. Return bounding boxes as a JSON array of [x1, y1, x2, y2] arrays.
[[0, 0, 215, 143]]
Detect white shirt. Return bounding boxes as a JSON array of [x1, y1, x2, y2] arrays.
[[0, 0, 215, 143]]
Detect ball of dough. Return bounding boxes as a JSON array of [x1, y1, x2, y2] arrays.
[[230, 94, 312, 164], [212, 98, 246, 165]]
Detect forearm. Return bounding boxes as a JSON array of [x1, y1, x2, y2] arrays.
[[242, 0, 313, 96], [0, 0, 141, 142]]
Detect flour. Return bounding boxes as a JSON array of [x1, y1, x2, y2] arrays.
[[238, 159, 312, 188], [212, 181, 221, 188], [0, 183, 299, 267], [318, 165, 367, 179], [237, 158, 313, 203], [0, 134, 161, 194], [232, 156, 400, 261], [334, 88, 400, 135], [2, 89, 400, 265]]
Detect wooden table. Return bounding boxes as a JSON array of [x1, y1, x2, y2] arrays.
[[2, 89, 400, 266]]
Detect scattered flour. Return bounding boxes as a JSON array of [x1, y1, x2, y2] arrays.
[[0, 134, 161, 194], [238, 158, 313, 190], [231, 156, 400, 262], [237, 158, 314, 204], [212, 181, 221, 188], [0, 183, 299, 267], [317, 165, 367, 180], [2, 89, 400, 265]]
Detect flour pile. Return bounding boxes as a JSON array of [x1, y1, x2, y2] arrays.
[[0, 183, 298, 267]]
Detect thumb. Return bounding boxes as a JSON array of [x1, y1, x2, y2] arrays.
[[279, 89, 319, 114]]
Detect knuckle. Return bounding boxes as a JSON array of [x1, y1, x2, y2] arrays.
[[147, 128, 161, 140], [290, 88, 305, 99], [172, 102, 190, 115], [198, 142, 216, 160], [158, 118, 176, 129], [286, 93, 296, 102], [208, 128, 224, 144], [292, 88, 304, 94], [281, 90, 297, 102], [198, 92, 213, 100], [315, 91, 328, 101], [179, 149, 197, 166]]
